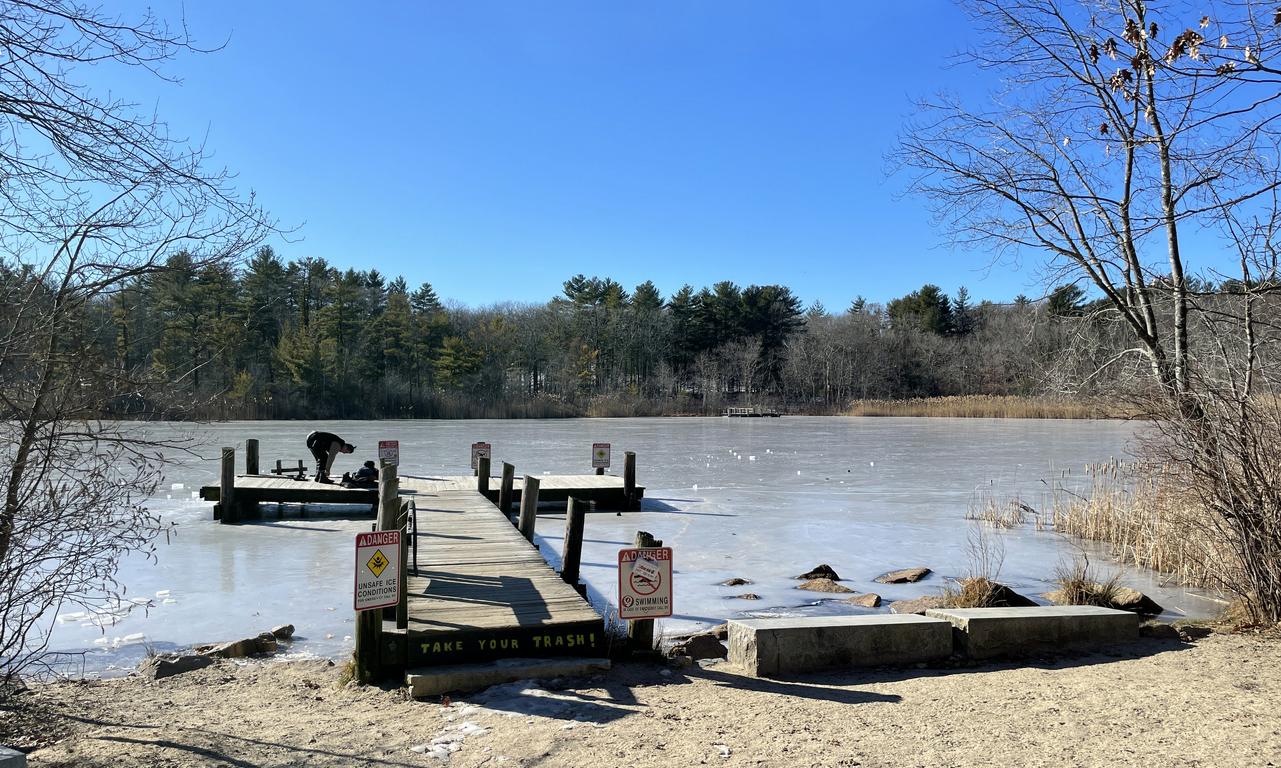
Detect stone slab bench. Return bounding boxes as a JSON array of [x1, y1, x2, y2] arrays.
[[925, 606, 1139, 659], [728, 614, 953, 677]]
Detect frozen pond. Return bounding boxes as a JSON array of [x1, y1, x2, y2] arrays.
[[45, 417, 1222, 674]]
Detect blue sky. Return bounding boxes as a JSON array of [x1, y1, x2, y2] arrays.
[[95, 1, 1037, 308]]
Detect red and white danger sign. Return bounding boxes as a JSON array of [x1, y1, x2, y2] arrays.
[[470, 441, 491, 470], [354, 530, 401, 611], [592, 443, 611, 469], [618, 547, 673, 619]]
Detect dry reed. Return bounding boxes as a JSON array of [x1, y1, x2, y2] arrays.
[[1050, 557, 1125, 608], [966, 497, 1037, 528], [844, 395, 1122, 419], [1048, 461, 1227, 589]]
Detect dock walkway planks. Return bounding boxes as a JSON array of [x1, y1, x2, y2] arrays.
[[384, 489, 605, 668]]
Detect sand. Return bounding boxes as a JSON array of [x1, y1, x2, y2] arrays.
[[10, 630, 1281, 767]]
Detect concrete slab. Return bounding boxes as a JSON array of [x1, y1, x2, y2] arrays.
[[0, 746, 26, 768], [728, 614, 953, 677], [406, 657, 611, 698], [925, 606, 1140, 660]]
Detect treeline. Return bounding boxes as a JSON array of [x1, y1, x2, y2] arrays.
[[82, 247, 1120, 419]]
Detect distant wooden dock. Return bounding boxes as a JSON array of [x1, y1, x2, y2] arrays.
[[723, 406, 781, 417], [383, 489, 604, 669]]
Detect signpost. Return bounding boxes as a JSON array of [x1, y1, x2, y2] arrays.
[[378, 439, 399, 466], [470, 441, 491, 471], [617, 546, 673, 620], [355, 530, 401, 611], [592, 442, 611, 471]]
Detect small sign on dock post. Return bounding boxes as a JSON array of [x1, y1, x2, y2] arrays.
[[355, 530, 401, 611], [618, 546, 673, 619], [592, 443, 611, 470], [378, 440, 399, 466], [471, 441, 491, 470]]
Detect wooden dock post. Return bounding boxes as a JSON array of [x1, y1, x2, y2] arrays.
[[595, 466, 604, 476], [396, 500, 409, 631], [517, 475, 541, 543], [476, 455, 491, 495], [561, 497, 586, 589], [245, 439, 259, 475], [628, 530, 661, 653], [498, 462, 515, 516], [623, 451, 637, 511], [357, 463, 400, 684], [219, 447, 237, 524]]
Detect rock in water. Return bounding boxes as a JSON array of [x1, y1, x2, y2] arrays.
[[719, 577, 752, 587], [797, 579, 854, 594], [1111, 587, 1164, 616], [271, 624, 296, 640], [845, 593, 882, 608], [963, 580, 1037, 607], [671, 633, 727, 661], [796, 564, 841, 581], [734, 593, 762, 600], [889, 595, 947, 615], [874, 567, 932, 584], [138, 654, 214, 680], [708, 622, 729, 640]]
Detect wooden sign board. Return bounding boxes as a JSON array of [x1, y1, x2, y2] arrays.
[[618, 547, 673, 619]]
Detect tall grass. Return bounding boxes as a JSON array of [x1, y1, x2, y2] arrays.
[[844, 395, 1120, 419], [1049, 461, 1226, 589]]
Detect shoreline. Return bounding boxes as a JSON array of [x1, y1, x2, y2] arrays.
[[9, 628, 1279, 767]]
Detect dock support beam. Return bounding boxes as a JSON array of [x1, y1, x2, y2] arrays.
[[561, 498, 586, 591], [476, 455, 490, 496], [518, 475, 540, 543], [624, 451, 637, 511], [498, 462, 515, 517], [245, 439, 259, 475], [219, 447, 237, 524], [629, 530, 661, 652]]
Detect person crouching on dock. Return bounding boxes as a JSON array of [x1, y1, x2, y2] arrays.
[[305, 430, 355, 483]]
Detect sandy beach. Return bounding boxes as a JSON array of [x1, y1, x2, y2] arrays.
[[6, 628, 1278, 768]]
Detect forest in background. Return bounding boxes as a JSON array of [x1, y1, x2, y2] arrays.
[[81, 245, 1140, 420]]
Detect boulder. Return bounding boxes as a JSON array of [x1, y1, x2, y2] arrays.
[[708, 622, 729, 640], [734, 593, 761, 600], [875, 567, 932, 584], [138, 654, 214, 680], [889, 595, 947, 615], [198, 632, 279, 659], [670, 633, 727, 661], [1111, 587, 1164, 616], [797, 579, 854, 594], [845, 593, 882, 608], [719, 577, 752, 587], [975, 581, 1037, 608], [796, 564, 840, 581], [271, 624, 296, 640]]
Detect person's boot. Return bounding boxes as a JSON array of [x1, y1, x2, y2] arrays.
[[315, 472, 333, 484]]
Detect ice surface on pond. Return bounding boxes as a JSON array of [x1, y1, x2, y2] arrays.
[[42, 417, 1223, 673]]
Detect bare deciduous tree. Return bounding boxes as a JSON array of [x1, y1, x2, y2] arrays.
[[0, 0, 271, 684]]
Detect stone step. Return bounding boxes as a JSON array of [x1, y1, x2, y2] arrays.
[[925, 606, 1140, 659], [405, 657, 611, 698], [728, 615, 953, 677]]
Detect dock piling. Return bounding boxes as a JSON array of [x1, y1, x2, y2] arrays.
[[561, 497, 586, 589], [498, 462, 515, 517], [245, 439, 259, 475], [517, 475, 541, 543], [623, 451, 637, 511], [476, 455, 491, 495], [219, 447, 237, 524], [628, 530, 662, 652]]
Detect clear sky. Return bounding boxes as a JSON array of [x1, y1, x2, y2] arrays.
[[94, 1, 1038, 309]]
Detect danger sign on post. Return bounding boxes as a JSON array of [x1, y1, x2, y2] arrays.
[[618, 547, 673, 619], [378, 440, 399, 466], [470, 441, 491, 470], [592, 443, 611, 469], [354, 530, 401, 611]]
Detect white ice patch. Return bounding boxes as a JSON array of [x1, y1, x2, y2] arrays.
[[410, 721, 488, 761]]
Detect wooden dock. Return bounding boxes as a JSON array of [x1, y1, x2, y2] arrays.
[[199, 473, 644, 520], [380, 489, 605, 669]]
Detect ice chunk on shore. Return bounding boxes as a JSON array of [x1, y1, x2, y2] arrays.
[[155, 590, 171, 598]]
